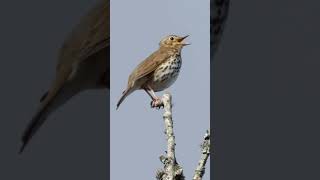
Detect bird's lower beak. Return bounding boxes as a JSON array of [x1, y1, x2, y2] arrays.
[[179, 35, 190, 46]]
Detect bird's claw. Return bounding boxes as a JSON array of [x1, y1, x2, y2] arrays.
[[150, 98, 164, 109]]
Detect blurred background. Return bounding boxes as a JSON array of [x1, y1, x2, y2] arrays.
[[213, 0, 320, 179], [0, 0, 108, 179]]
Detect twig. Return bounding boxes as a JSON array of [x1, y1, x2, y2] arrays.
[[192, 130, 211, 180], [156, 92, 184, 180]]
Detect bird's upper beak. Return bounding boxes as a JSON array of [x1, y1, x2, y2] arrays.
[[178, 35, 190, 46]]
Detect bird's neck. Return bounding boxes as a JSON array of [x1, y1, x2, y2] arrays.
[[159, 46, 182, 54]]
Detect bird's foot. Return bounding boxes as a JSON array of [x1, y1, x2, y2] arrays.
[[150, 98, 164, 109]]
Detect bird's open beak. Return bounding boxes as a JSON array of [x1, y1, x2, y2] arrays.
[[178, 35, 190, 46]]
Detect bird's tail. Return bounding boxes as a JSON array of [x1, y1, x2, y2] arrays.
[[19, 85, 79, 154], [19, 103, 51, 154], [116, 88, 133, 110]]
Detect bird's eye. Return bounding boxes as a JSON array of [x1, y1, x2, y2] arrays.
[[170, 37, 174, 40]]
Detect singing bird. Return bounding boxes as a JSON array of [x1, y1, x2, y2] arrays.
[[20, 0, 110, 153], [116, 35, 189, 109]]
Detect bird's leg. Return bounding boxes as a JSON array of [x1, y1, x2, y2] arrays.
[[144, 88, 162, 108], [144, 86, 163, 109]]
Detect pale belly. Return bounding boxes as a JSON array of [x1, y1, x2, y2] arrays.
[[149, 55, 182, 92]]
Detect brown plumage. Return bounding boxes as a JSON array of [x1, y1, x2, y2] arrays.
[[117, 35, 189, 109], [20, 0, 109, 153]]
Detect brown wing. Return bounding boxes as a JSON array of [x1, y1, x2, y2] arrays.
[[77, 0, 110, 61], [57, 0, 110, 71], [128, 49, 170, 87]]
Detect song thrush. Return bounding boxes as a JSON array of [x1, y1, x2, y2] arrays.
[[20, 0, 110, 153], [116, 35, 189, 109]]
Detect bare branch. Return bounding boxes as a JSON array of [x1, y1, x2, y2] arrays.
[[193, 130, 211, 180], [156, 93, 210, 180], [156, 92, 184, 180], [163, 93, 175, 179]]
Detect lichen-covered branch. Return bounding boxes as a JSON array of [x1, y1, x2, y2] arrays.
[[163, 93, 176, 179], [192, 130, 211, 180], [156, 92, 184, 180], [156, 93, 210, 180]]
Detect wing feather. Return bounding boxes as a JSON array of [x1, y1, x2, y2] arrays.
[[128, 49, 170, 87], [57, 0, 110, 71]]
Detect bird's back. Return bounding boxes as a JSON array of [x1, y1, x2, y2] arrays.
[[57, 0, 110, 71]]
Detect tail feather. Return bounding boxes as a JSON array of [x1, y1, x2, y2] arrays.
[[19, 84, 79, 154], [19, 106, 49, 154], [116, 88, 132, 110]]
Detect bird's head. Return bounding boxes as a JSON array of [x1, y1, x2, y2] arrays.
[[159, 35, 190, 49]]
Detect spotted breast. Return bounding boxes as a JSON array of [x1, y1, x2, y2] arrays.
[[150, 53, 182, 92]]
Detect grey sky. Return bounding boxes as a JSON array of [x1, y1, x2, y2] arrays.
[[111, 0, 210, 179]]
